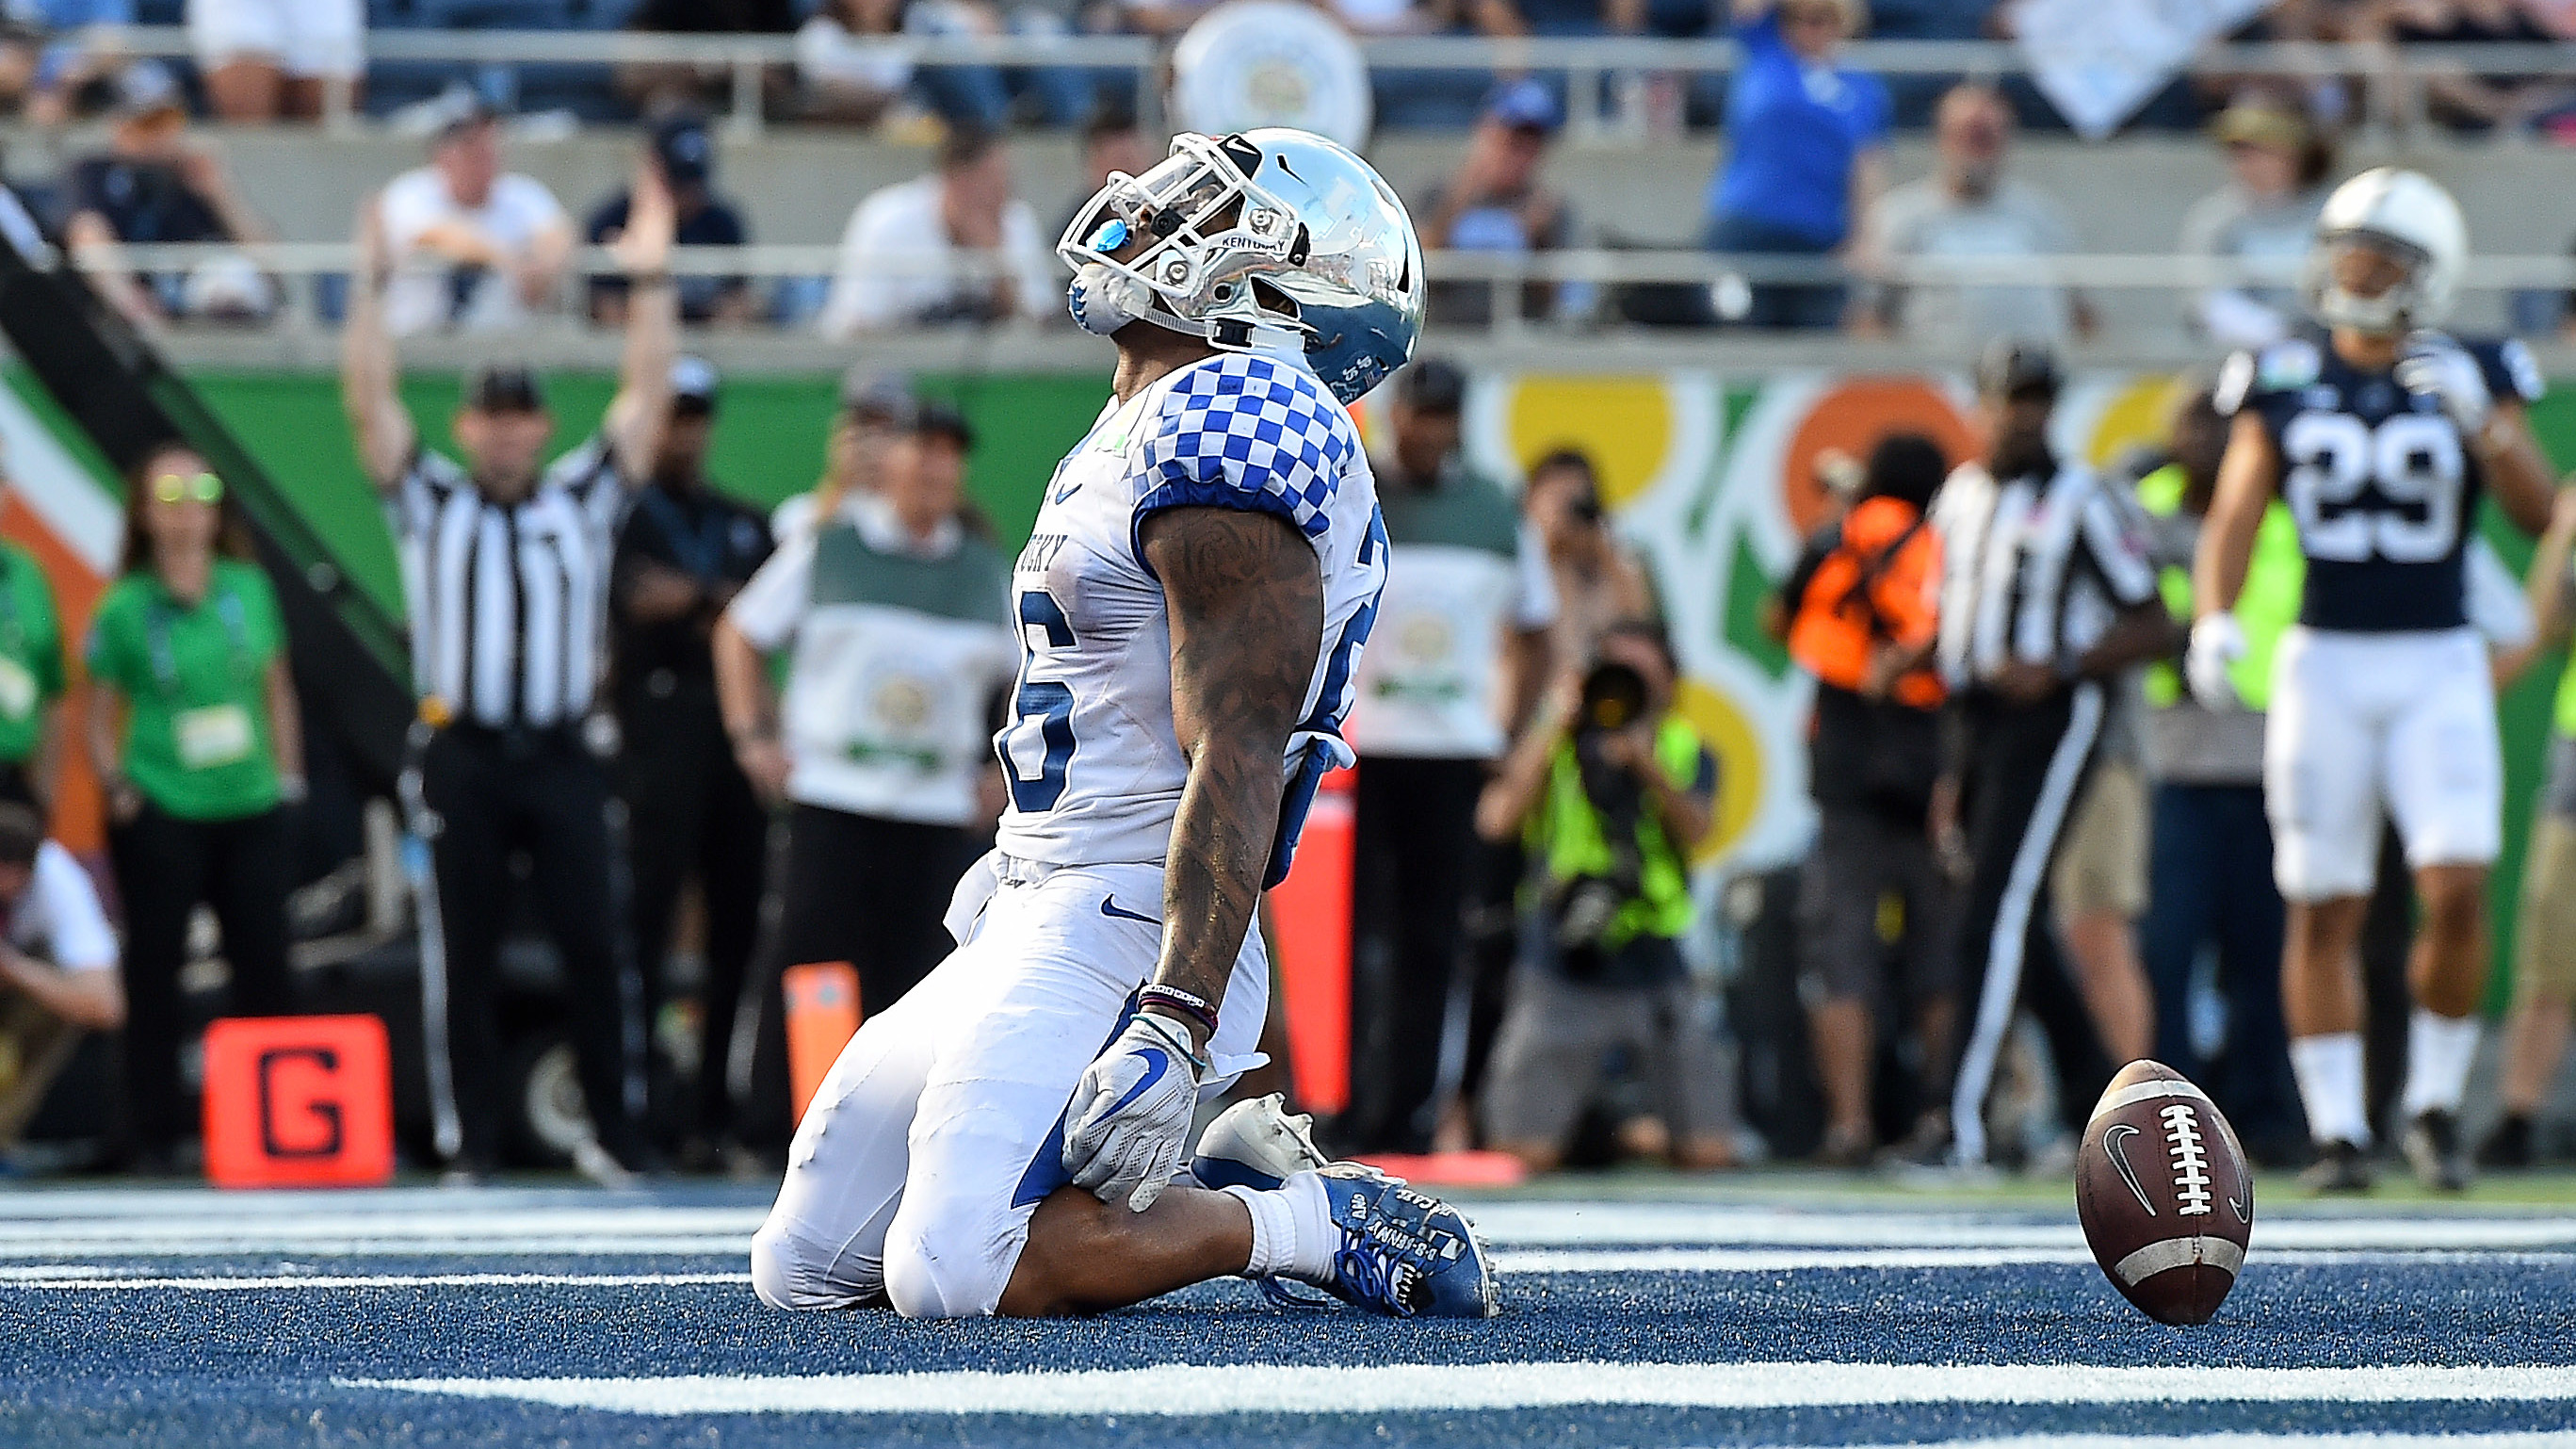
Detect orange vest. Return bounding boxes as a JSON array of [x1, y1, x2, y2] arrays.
[[1786, 497, 1945, 709]]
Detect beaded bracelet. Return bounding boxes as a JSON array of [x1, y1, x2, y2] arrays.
[[1138, 984, 1219, 1038]]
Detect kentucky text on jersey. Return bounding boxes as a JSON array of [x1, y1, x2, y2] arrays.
[[993, 350, 1387, 887], [2218, 333, 2543, 633]]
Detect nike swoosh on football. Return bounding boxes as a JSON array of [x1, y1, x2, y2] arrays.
[[1099, 897, 1160, 925]]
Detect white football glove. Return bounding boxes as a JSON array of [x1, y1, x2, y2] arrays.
[[2396, 343, 2494, 438], [1062, 1013, 1204, 1213], [2185, 613, 2248, 712]]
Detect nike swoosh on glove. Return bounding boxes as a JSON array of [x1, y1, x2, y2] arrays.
[[1062, 1012, 1204, 1213], [2396, 343, 2493, 437], [2186, 612, 2247, 712]]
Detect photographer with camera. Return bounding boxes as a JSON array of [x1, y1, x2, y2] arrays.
[[1472, 620, 1733, 1174]]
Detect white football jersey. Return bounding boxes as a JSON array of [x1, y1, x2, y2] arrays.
[[994, 350, 1386, 885]]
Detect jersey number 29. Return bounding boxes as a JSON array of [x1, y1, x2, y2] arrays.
[[2281, 411, 2465, 564]]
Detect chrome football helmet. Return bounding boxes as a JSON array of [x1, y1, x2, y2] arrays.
[[2299, 167, 2467, 336], [1058, 128, 1424, 405]]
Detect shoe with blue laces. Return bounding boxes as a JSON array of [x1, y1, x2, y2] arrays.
[[1302, 1164, 1499, 1319]]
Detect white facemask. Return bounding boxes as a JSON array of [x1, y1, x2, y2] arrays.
[[1068, 262, 1150, 337]]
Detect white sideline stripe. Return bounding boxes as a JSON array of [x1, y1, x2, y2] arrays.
[[2, 1270, 751, 1291], [336, 1362, 2576, 1417], [1490, 1245, 2576, 1273], [1461, 1205, 2576, 1250], [1, 1200, 2572, 1254], [3, 1212, 2575, 1258], [1923, 1438, 2576, 1449], [6, 1246, 2571, 1290], [0, 1235, 759, 1260]]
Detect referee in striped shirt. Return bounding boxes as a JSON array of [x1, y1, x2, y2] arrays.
[[342, 165, 678, 1182], [1926, 341, 2178, 1170]]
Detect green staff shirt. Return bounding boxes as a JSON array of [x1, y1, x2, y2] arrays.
[[0, 541, 65, 765], [88, 559, 285, 821]]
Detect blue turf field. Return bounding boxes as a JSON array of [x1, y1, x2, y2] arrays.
[[3, 1181, 2573, 1447]]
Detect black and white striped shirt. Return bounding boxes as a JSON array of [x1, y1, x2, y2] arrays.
[[1932, 458, 2158, 691], [394, 438, 626, 730]]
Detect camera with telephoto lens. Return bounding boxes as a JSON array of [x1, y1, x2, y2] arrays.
[[1545, 659, 1655, 976]]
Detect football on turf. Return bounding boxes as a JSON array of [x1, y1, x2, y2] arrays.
[[2075, 1059, 2253, 1326]]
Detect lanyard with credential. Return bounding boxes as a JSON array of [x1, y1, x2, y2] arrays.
[[145, 585, 251, 698]]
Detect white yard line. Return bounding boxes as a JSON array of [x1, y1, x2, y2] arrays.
[[1489, 1245, 2576, 1273], [5, 1245, 2568, 1290], [335, 1362, 2576, 1417], [1, 1270, 748, 1292], [0, 1200, 2572, 1259]]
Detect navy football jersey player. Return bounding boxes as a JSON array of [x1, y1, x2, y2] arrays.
[[2214, 329, 2542, 632], [2189, 167, 2558, 1199]]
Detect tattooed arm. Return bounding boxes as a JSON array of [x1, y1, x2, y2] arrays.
[[1139, 504, 1325, 1050], [1057, 503, 1324, 1212]]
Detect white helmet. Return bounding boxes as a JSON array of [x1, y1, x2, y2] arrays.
[[1057, 128, 1423, 405], [2299, 167, 2467, 335]]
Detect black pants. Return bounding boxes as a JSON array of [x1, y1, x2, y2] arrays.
[[617, 678, 770, 1147], [0, 759, 36, 810], [1946, 686, 2116, 1165], [739, 805, 979, 1147], [2142, 782, 2303, 1158], [771, 805, 977, 1016], [419, 725, 643, 1171], [109, 802, 294, 1151], [1344, 755, 1487, 1154]]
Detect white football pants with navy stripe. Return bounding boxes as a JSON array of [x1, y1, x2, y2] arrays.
[[750, 851, 1269, 1318]]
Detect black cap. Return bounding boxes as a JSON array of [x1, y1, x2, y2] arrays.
[[1975, 338, 2062, 402], [914, 400, 974, 452], [669, 355, 719, 416], [652, 111, 714, 187], [464, 364, 545, 415], [1396, 358, 1466, 414]]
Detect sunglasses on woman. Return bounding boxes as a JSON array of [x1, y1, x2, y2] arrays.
[[151, 472, 224, 505]]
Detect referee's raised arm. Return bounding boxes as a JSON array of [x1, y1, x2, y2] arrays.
[[341, 194, 416, 494], [598, 162, 679, 487]]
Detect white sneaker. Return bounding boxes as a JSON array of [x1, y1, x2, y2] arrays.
[[1191, 1093, 1331, 1192]]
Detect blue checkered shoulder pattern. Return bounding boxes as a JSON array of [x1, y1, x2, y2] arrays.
[[1133, 354, 1356, 551]]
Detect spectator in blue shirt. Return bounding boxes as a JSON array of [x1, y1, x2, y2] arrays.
[[1703, 0, 1887, 329]]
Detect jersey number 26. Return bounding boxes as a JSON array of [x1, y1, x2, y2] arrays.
[[2281, 411, 2464, 565]]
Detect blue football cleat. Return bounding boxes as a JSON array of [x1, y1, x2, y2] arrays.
[[1307, 1164, 1499, 1319]]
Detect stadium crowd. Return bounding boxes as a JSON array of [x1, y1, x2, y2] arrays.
[[3, 0, 2576, 336], [1, 0, 2571, 132]]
